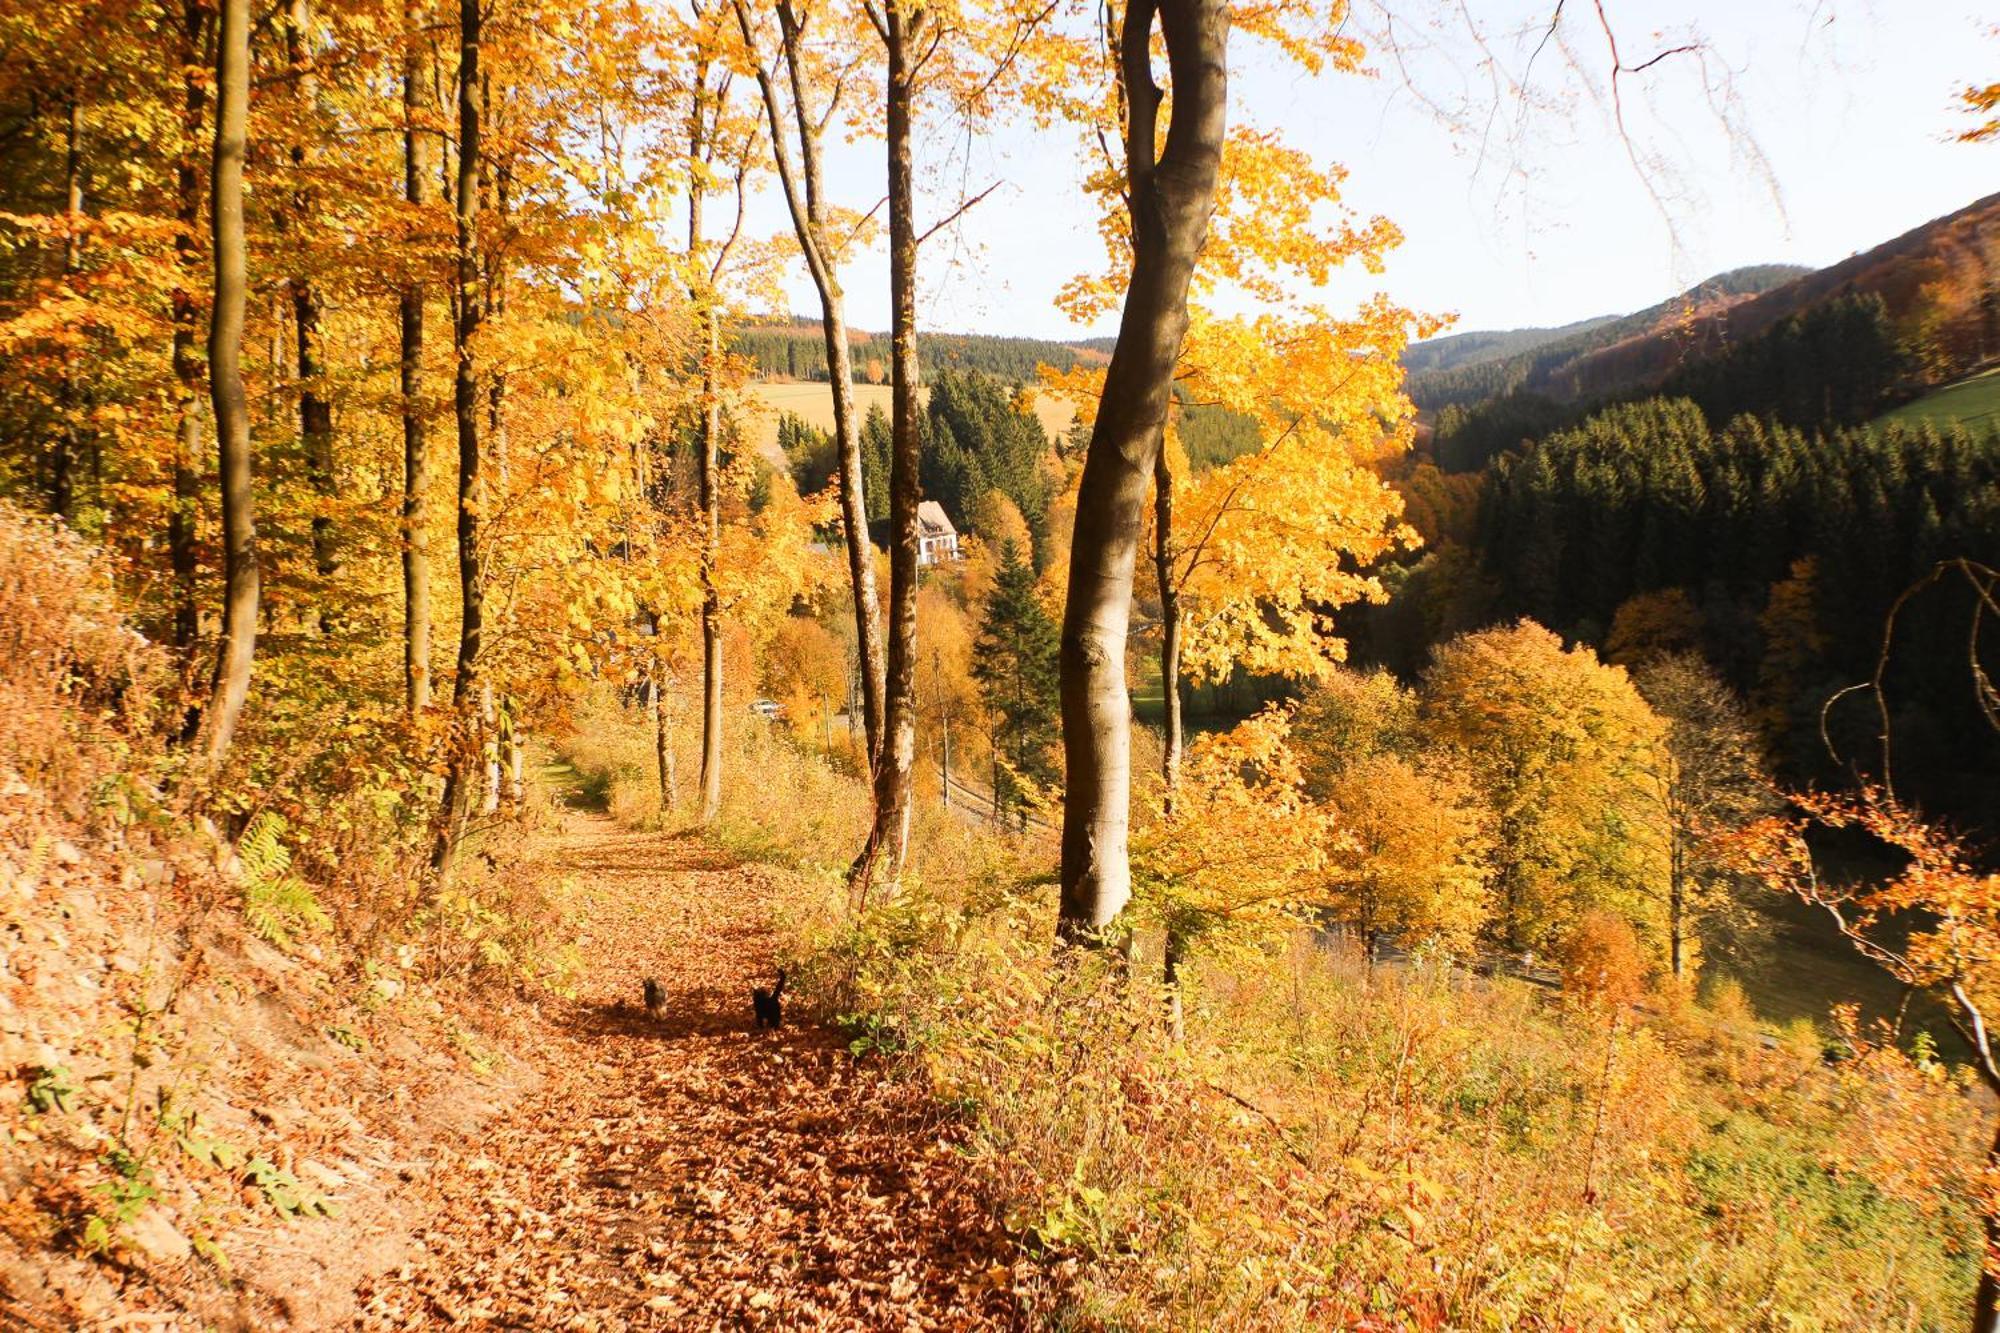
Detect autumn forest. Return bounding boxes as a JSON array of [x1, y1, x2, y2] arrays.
[[5, 0, 2000, 1328]]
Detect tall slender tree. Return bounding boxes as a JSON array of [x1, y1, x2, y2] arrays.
[[400, 0, 431, 715], [432, 0, 483, 868], [972, 540, 1060, 827], [197, 0, 258, 767], [51, 87, 84, 520], [733, 0, 886, 771], [168, 0, 211, 654], [679, 0, 754, 825], [849, 0, 928, 894], [284, 0, 338, 623], [1056, 0, 1227, 943]]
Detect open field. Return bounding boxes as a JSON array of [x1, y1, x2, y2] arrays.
[[1874, 366, 2000, 432], [742, 380, 1078, 465]]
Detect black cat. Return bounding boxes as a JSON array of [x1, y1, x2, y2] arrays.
[[751, 968, 787, 1029]]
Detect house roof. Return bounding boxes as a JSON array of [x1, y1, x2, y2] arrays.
[[917, 500, 957, 539]]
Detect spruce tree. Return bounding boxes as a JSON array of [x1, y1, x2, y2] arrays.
[[972, 539, 1060, 825]]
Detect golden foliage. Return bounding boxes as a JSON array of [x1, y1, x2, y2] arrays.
[[1319, 750, 1490, 958], [1423, 621, 1669, 955], [1133, 708, 1331, 949]]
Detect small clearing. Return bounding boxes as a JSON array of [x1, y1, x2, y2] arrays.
[[1874, 365, 2000, 432]]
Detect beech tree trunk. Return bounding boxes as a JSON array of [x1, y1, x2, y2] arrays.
[[850, 1, 924, 895], [52, 91, 83, 520], [819, 267, 886, 770], [735, 0, 887, 770], [682, 45, 726, 827], [651, 658, 677, 811], [432, 0, 483, 870], [400, 0, 431, 714], [1155, 446, 1189, 1033], [700, 306, 724, 820], [1154, 448, 1183, 800], [169, 1, 209, 654], [1057, 0, 1227, 944], [286, 0, 338, 624], [198, 0, 258, 768], [480, 680, 500, 815], [480, 141, 511, 815]]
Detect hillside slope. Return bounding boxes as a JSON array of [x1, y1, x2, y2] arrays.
[[1402, 314, 1621, 378], [0, 515, 545, 1328], [1406, 265, 1808, 409], [0, 510, 1029, 1330], [1555, 192, 2000, 402]]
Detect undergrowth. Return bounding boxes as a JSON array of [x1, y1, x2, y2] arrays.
[[566, 684, 1984, 1331], [0, 504, 579, 1301]]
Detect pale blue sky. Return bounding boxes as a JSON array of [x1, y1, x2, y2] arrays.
[[743, 2, 1997, 341]]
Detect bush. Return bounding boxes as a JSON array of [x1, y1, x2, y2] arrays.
[[1559, 909, 1650, 1010], [790, 881, 1974, 1328]]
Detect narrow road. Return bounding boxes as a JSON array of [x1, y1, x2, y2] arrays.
[[357, 808, 1023, 1330]]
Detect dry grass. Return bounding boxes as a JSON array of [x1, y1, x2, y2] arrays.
[[807, 896, 1979, 1329], [0, 504, 170, 803], [553, 673, 1980, 1330]]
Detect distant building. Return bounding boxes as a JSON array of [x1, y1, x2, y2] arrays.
[[917, 500, 961, 567]]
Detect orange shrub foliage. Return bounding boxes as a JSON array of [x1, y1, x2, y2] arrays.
[[1560, 909, 1650, 1010]]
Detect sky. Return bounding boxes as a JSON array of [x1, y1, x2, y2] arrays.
[[740, 1, 1998, 342]]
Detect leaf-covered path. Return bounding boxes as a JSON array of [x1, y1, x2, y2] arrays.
[[357, 809, 1023, 1330]]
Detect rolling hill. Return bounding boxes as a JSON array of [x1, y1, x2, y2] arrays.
[[1403, 265, 1810, 411], [1499, 192, 2000, 409], [1401, 314, 1622, 379]]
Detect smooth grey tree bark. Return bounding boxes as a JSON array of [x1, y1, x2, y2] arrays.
[[197, 0, 259, 769], [1057, 0, 1227, 944], [849, 0, 926, 896], [680, 8, 728, 826]]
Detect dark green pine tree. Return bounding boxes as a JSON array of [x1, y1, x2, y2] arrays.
[[859, 402, 893, 524], [971, 539, 1060, 825], [777, 412, 835, 493], [922, 367, 1053, 552]]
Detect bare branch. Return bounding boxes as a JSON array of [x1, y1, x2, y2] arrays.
[[915, 178, 1002, 248]]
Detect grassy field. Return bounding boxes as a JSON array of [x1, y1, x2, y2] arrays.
[[742, 381, 1077, 465], [1874, 366, 2000, 432]]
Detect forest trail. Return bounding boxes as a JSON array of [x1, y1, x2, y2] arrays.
[[355, 802, 1023, 1330]]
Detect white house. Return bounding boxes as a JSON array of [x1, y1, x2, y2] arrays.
[[916, 500, 961, 567]]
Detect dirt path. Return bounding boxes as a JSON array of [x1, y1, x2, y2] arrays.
[[356, 809, 1023, 1330]]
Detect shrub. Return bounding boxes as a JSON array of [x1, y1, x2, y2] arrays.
[[1559, 909, 1650, 1009]]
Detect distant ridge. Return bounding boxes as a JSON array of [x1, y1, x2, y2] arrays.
[[1402, 314, 1623, 378], [1554, 192, 2000, 401], [1409, 192, 2000, 415], [1404, 265, 1810, 411]]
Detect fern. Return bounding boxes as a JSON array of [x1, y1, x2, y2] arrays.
[[235, 813, 329, 949]]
